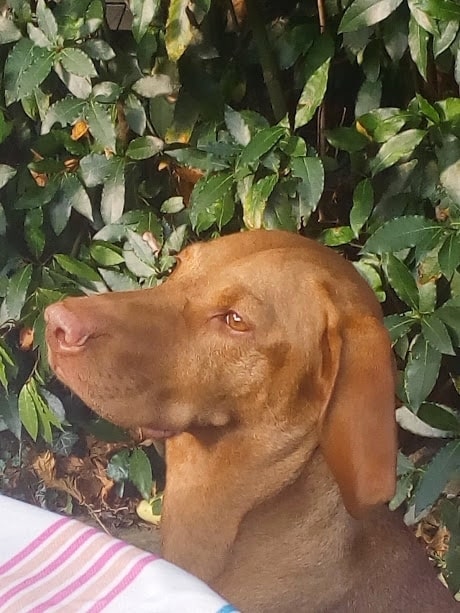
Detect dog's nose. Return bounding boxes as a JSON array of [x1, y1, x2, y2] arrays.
[[45, 302, 93, 353]]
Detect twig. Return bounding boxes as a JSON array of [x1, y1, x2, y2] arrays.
[[317, 0, 327, 33], [245, 0, 287, 122], [84, 504, 112, 535], [316, 0, 327, 156]]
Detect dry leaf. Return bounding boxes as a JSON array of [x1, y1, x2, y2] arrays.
[[19, 327, 34, 351], [71, 120, 89, 141]]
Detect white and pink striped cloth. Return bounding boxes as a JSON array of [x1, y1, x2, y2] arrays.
[[0, 494, 239, 612]]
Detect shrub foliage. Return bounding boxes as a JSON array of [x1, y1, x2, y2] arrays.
[[0, 0, 459, 589]]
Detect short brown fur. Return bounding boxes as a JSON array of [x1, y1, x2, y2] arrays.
[[45, 230, 458, 612]]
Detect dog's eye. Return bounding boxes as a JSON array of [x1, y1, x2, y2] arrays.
[[224, 311, 249, 332]]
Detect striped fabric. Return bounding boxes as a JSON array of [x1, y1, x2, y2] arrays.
[[0, 495, 239, 613]]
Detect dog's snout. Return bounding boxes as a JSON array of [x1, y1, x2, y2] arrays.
[[45, 302, 93, 353]]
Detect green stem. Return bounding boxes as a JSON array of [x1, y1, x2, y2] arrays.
[[245, 0, 287, 122]]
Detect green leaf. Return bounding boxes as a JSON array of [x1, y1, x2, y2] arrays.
[[383, 10, 408, 62], [421, 313, 455, 355], [101, 158, 125, 225], [357, 108, 411, 143], [294, 35, 333, 130], [25, 208, 45, 258], [384, 313, 416, 342], [325, 127, 369, 152], [414, 441, 460, 514], [83, 40, 116, 61], [418, 403, 460, 432], [49, 187, 72, 235], [41, 97, 86, 133], [0, 164, 16, 189], [350, 178, 373, 237], [321, 226, 355, 246], [85, 101, 116, 151], [437, 134, 460, 206], [124, 94, 146, 135], [237, 126, 285, 175], [240, 174, 278, 230], [355, 79, 382, 117], [370, 129, 426, 175], [0, 392, 21, 440], [90, 242, 125, 266], [132, 74, 174, 98], [412, 94, 440, 123], [439, 232, 460, 279], [161, 196, 184, 213], [404, 334, 442, 411], [421, 0, 460, 21], [165, 0, 193, 62], [190, 172, 234, 232], [80, 153, 115, 187], [126, 135, 164, 159], [364, 216, 440, 254], [408, 0, 438, 35], [408, 15, 428, 80], [62, 174, 93, 221], [130, 0, 159, 42], [4, 39, 54, 105], [107, 449, 130, 482], [129, 447, 153, 499], [59, 48, 97, 78], [18, 382, 39, 441], [290, 156, 324, 226], [36, 0, 58, 43], [126, 229, 157, 266], [0, 265, 32, 324], [55, 254, 101, 282], [92, 81, 122, 104], [339, 0, 404, 33], [385, 254, 419, 310], [27, 24, 52, 48], [224, 106, 251, 146], [54, 63, 91, 99], [433, 20, 458, 57], [0, 16, 22, 44], [99, 269, 139, 292]]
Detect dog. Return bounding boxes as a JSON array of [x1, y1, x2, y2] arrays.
[[45, 229, 458, 611]]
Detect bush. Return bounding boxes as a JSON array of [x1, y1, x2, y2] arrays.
[[0, 0, 459, 590]]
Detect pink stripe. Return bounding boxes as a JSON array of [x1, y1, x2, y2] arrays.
[[31, 541, 126, 612], [0, 517, 69, 576], [89, 554, 154, 613], [0, 526, 97, 607]]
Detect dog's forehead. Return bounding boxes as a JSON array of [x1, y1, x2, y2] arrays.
[[178, 230, 310, 274]]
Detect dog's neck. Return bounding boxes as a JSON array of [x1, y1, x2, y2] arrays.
[[160, 427, 355, 588]]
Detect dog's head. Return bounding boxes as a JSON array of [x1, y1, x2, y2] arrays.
[[46, 229, 396, 517]]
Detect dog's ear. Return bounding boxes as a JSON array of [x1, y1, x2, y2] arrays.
[[319, 315, 397, 518]]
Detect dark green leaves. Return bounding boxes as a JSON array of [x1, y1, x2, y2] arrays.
[[364, 216, 440, 254], [339, 0, 404, 33], [370, 129, 426, 175], [237, 127, 285, 175], [5, 39, 54, 105], [129, 448, 153, 499], [190, 172, 234, 232], [350, 178, 373, 237], [414, 441, 460, 514], [0, 265, 32, 324], [404, 334, 442, 410], [295, 35, 333, 129], [19, 378, 63, 442], [126, 136, 164, 160]]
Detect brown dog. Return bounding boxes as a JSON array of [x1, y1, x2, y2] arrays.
[[45, 230, 457, 612]]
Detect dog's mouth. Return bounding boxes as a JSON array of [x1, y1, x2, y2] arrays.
[[140, 427, 182, 440]]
